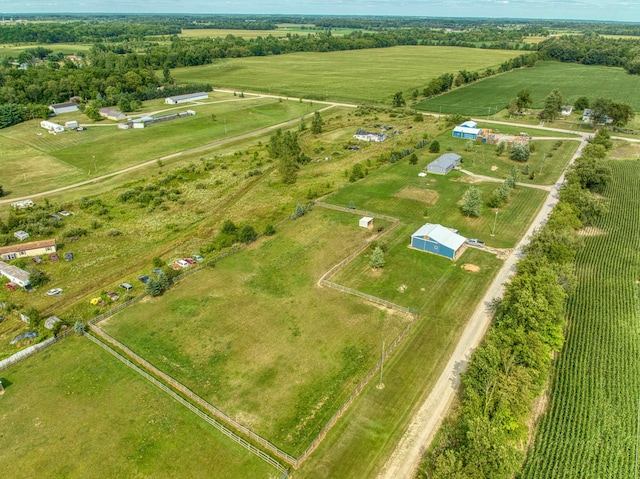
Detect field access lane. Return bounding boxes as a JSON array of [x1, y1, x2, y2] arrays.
[[377, 136, 588, 479]]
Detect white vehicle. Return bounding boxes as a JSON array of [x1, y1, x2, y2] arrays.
[[177, 259, 190, 268], [46, 288, 63, 296]]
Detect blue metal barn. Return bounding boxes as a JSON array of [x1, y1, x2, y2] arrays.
[[410, 224, 466, 260]]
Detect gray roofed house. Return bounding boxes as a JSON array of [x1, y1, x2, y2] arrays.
[[99, 108, 127, 121], [49, 102, 79, 115], [0, 261, 30, 286], [165, 92, 209, 104], [427, 153, 462, 175]]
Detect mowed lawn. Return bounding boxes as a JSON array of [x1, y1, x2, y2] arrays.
[[102, 208, 409, 456], [171, 46, 521, 104], [416, 61, 640, 115], [325, 157, 548, 249], [431, 129, 580, 186], [0, 337, 279, 479], [0, 95, 317, 197]]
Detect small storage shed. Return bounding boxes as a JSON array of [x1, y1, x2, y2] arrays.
[[410, 223, 466, 260], [359, 217, 374, 229], [427, 153, 462, 175]]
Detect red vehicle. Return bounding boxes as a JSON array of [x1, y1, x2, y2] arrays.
[[5, 283, 16, 291], [50, 253, 59, 262], [184, 257, 196, 265]]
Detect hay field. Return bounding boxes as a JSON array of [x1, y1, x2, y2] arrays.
[[416, 61, 640, 115], [171, 46, 521, 104], [0, 337, 279, 478], [102, 208, 408, 456]]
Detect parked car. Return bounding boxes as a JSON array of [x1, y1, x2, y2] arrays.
[[50, 214, 62, 220], [193, 254, 204, 262], [106, 291, 120, 301], [138, 275, 150, 283], [50, 253, 59, 262], [119, 282, 133, 291], [170, 263, 182, 270], [24, 331, 39, 339], [5, 283, 16, 291], [32, 256, 43, 264], [46, 288, 63, 296], [177, 259, 189, 268], [184, 257, 196, 265], [466, 238, 485, 247], [58, 210, 71, 216], [152, 269, 163, 275], [64, 252, 74, 261], [77, 126, 86, 131]]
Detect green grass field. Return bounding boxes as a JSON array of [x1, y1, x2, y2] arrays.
[[0, 336, 280, 478], [0, 43, 92, 59], [102, 208, 408, 456], [0, 94, 318, 197], [178, 25, 355, 39], [416, 61, 640, 115], [521, 159, 640, 479], [171, 46, 521, 104], [324, 149, 548, 249], [431, 131, 580, 186]]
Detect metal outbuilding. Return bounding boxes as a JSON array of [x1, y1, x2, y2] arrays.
[[427, 153, 462, 175], [410, 223, 466, 260]]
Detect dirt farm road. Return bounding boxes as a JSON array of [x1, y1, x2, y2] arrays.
[[376, 136, 588, 479]]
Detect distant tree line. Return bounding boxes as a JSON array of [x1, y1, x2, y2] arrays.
[[538, 33, 640, 74]]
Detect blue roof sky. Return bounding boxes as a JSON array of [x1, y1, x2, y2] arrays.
[[0, 0, 638, 22]]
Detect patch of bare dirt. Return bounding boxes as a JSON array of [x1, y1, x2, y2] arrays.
[[462, 264, 480, 272], [395, 187, 439, 205], [491, 165, 499, 171], [369, 267, 383, 277], [397, 284, 407, 293], [460, 175, 481, 183]]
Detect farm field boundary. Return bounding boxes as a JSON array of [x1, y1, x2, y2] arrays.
[[171, 46, 521, 104], [84, 330, 291, 476], [416, 61, 640, 115], [521, 160, 640, 479]]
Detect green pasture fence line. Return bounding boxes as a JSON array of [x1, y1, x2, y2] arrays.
[[322, 280, 418, 316], [0, 327, 74, 372], [84, 332, 290, 476], [89, 296, 143, 326], [314, 201, 400, 223], [89, 325, 298, 468], [296, 307, 418, 465]]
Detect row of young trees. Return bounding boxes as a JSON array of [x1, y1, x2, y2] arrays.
[[419, 132, 613, 479]]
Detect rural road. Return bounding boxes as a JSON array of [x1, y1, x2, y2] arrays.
[[0, 103, 337, 205], [376, 136, 588, 479]]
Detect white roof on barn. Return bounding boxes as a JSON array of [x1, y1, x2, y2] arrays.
[[411, 223, 466, 251], [460, 120, 477, 128], [167, 92, 208, 101], [453, 125, 482, 135]]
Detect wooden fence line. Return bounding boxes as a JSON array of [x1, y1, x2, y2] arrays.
[[89, 325, 298, 467], [84, 332, 289, 475]]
